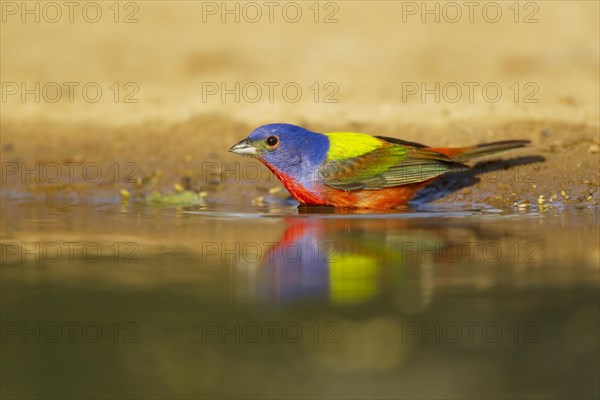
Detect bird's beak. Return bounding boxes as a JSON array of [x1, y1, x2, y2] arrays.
[[228, 139, 258, 156]]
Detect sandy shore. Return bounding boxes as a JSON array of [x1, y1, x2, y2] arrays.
[[1, 1, 598, 209]]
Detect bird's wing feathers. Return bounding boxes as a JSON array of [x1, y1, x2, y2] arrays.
[[320, 133, 467, 191], [374, 136, 428, 148]]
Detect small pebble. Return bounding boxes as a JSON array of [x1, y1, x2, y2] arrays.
[[537, 195, 545, 205]]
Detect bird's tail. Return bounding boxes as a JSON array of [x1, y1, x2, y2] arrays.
[[428, 140, 531, 162]]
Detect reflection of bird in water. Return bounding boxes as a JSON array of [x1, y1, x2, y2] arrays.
[[261, 218, 330, 303], [251, 209, 515, 308], [260, 216, 433, 305]]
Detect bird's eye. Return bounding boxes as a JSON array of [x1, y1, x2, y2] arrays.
[[266, 136, 279, 147]]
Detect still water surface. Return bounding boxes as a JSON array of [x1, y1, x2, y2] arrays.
[[1, 197, 598, 399]]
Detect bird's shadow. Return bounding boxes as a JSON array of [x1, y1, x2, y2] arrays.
[[412, 155, 546, 204]]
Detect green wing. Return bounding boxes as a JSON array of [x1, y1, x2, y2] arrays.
[[320, 137, 467, 191]]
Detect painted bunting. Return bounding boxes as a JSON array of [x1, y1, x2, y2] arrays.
[[229, 123, 529, 209]]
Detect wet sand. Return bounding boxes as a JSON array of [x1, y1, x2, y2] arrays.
[[2, 116, 598, 209]]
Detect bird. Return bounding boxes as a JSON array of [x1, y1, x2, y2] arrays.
[[229, 123, 530, 209]]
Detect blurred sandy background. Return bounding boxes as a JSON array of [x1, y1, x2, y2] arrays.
[[1, 0, 599, 207]]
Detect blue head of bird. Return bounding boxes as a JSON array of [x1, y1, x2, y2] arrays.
[[229, 123, 330, 182]]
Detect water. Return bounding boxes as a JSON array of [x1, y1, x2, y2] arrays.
[[1, 198, 599, 399]]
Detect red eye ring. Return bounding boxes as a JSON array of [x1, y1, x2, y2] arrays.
[[266, 136, 279, 147]]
